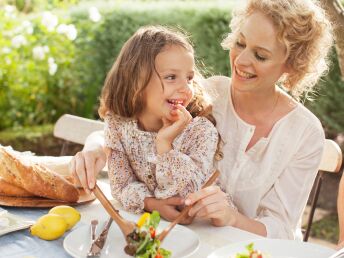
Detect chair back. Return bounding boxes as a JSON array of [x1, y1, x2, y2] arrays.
[[54, 114, 104, 145], [304, 139, 342, 241]]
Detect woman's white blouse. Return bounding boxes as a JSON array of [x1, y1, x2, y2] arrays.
[[203, 76, 325, 240]]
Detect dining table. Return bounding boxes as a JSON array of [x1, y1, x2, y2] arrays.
[[0, 176, 263, 258]]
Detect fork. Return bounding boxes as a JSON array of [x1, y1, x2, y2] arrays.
[[87, 220, 98, 253], [87, 217, 113, 257], [157, 170, 220, 242]]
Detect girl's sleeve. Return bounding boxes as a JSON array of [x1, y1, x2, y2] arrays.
[[154, 117, 219, 199], [255, 125, 325, 239], [104, 114, 153, 214]]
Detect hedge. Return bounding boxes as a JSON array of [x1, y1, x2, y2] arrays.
[[1, 1, 343, 136]]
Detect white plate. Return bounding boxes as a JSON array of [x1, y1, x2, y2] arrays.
[[208, 239, 335, 258], [0, 210, 33, 236], [64, 219, 200, 258]]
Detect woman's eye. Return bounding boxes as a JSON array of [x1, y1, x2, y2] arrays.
[[165, 75, 176, 80], [255, 53, 267, 61], [235, 41, 245, 48]]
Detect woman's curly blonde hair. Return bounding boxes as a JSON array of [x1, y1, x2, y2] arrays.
[[222, 0, 334, 100]]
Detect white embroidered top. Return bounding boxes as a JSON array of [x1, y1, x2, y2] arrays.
[[104, 114, 219, 214], [203, 76, 324, 240]]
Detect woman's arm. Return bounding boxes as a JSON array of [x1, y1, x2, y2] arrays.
[[70, 130, 107, 192], [185, 185, 267, 236]]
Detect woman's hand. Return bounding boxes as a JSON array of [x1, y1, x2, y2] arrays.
[[156, 105, 192, 155], [185, 186, 237, 227], [69, 132, 107, 192], [144, 196, 194, 225]]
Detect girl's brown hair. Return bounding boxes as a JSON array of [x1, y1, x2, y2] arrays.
[[99, 25, 216, 127]]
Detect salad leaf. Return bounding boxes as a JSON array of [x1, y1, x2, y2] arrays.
[[124, 211, 171, 258]]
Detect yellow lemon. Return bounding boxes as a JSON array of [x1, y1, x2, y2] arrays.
[[30, 214, 67, 240], [48, 205, 81, 230], [137, 212, 150, 228]]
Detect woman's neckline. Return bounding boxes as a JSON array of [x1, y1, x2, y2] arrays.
[[228, 82, 300, 134]]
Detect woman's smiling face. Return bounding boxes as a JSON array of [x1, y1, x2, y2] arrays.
[[230, 11, 289, 94]]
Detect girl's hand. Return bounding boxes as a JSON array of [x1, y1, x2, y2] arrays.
[[144, 196, 194, 225], [69, 146, 107, 193], [156, 105, 192, 154], [185, 186, 237, 227]]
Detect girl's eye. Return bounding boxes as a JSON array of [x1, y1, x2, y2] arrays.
[[255, 53, 267, 61], [187, 76, 194, 83], [235, 41, 245, 48]]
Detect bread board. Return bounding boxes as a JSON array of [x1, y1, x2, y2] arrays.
[[0, 189, 95, 208]]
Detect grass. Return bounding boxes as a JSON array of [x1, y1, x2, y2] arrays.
[[0, 124, 53, 142], [309, 213, 339, 244]]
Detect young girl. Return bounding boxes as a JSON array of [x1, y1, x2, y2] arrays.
[[98, 26, 229, 217]]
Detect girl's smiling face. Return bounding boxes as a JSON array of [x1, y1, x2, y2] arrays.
[[230, 11, 289, 94], [138, 44, 195, 130]]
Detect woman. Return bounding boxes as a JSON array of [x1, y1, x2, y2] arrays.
[[70, 0, 334, 239]]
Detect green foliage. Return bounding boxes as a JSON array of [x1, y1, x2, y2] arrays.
[[0, 7, 81, 129], [309, 213, 339, 244], [72, 4, 231, 117], [306, 50, 344, 136], [0, 1, 343, 136]]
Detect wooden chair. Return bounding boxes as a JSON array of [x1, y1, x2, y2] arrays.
[[53, 114, 104, 155], [303, 139, 343, 241]]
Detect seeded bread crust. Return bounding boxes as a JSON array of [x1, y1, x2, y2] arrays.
[[0, 177, 34, 197], [0, 148, 79, 202]]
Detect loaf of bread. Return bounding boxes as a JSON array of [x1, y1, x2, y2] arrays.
[[0, 177, 35, 197], [0, 148, 79, 202]]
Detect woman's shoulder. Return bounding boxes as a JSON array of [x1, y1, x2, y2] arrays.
[[296, 104, 323, 129], [199, 75, 230, 95], [199, 76, 231, 107], [284, 102, 324, 138]]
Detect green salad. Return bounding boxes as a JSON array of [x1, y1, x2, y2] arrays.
[[234, 243, 269, 258], [124, 211, 171, 258]]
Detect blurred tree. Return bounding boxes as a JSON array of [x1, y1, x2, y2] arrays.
[[322, 0, 344, 80]]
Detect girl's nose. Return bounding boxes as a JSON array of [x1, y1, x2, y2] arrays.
[[178, 79, 193, 93]]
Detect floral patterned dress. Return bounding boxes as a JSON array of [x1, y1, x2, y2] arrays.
[[104, 113, 219, 213]]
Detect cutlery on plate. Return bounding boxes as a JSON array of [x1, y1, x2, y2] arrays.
[[157, 170, 220, 242], [92, 184, 136, 241], [87, 219, 98, 256], [87, 217, 113, 258], [90, 219, 98, 241]]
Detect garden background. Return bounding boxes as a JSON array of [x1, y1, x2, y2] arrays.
[[0, 0, 343, 247]]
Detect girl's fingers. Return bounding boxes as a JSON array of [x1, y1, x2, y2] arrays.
[[177, 105, 192, 121], [166, 196, 184, 206]]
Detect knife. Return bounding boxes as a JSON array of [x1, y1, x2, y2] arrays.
[[87, 217, 113, 257]]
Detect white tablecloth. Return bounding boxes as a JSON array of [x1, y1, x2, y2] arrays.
[[0, 179, 261, 258]]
